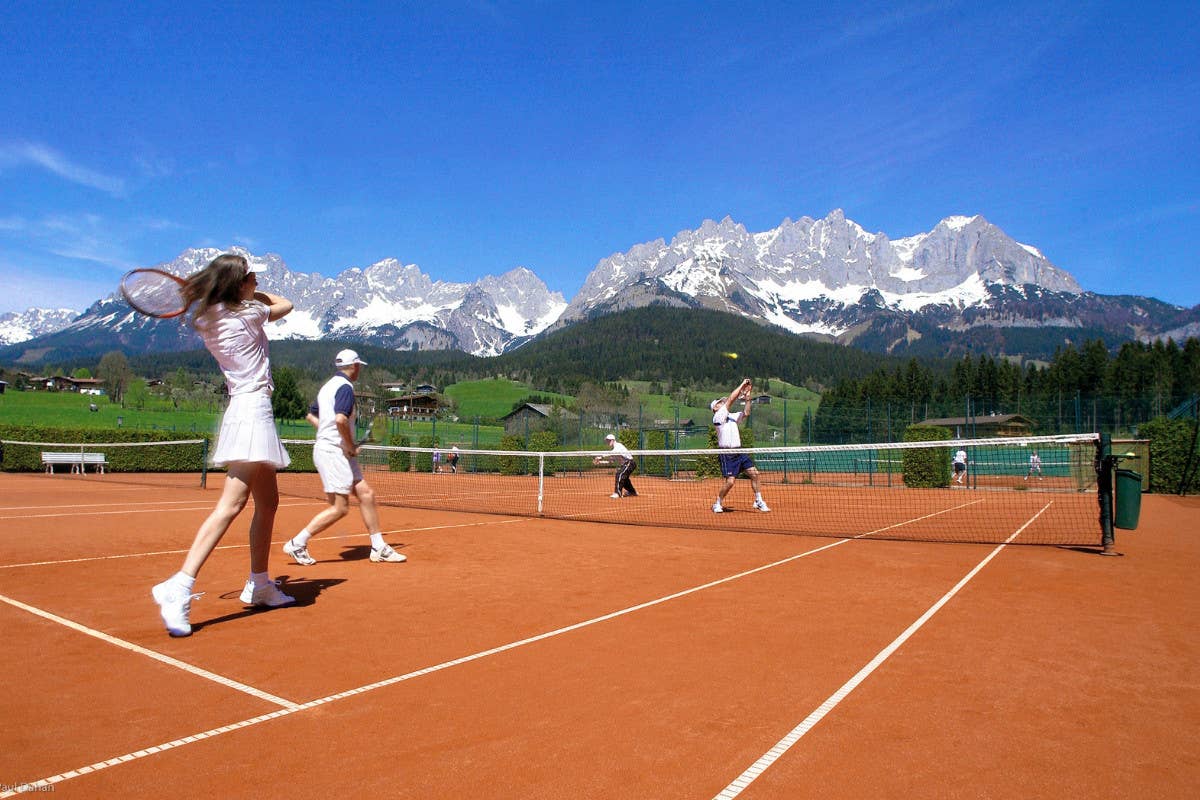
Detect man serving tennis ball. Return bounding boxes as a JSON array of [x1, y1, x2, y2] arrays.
[[711, 378, 769, 513]]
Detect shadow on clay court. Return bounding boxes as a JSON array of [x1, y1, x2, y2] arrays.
[[197, 576, 347, 631]]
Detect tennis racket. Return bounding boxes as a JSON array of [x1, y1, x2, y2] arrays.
[[120, 269, 189, 319]]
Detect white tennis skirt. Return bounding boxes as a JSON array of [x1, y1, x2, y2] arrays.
[[211, 390, 291, 469]]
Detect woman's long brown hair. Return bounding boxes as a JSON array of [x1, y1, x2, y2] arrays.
[[181, 254, 251, 326]]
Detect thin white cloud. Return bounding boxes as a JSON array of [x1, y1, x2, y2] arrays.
[[0, 212, 139, 273], [0, 261, 112, 315], [0, 141, 127, 197], [232, 234, 261, 250]]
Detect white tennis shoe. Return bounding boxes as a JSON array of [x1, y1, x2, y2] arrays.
[[712, 502, 725, 513], [240, 579, 296, 607], [370, 544, 408, 563], [152, 580, 201, 637], [754, 499, 771, 512], [283, 539, 316, 566]]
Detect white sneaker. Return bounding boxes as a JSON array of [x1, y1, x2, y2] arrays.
[[240, 579, 296, 607], [712, 502, 725, 513], [753, 499, 771, 512], [370, 544, 408, 563], [283, 539, 316, 566], [152, 580, 201, 637], [610, 493, 621, 499]]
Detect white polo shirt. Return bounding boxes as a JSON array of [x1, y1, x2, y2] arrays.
[[713, 407, 743, 448], [312, 373, 356, 450]]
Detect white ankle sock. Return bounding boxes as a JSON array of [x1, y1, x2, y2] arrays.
[[369, 533, 386, 550], [172, 571, 196, 591], [250, 571, 270, 587], [293, 529, 312, 547]]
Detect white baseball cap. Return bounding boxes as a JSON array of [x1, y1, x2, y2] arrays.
[[710, 398, 723, 411], [605, 434, 616, 441], [334, 349, 367, 367]]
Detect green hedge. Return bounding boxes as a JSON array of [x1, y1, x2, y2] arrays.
[[638, 429, 667, 477], [901, 425, 952, 488], [388, 435, 412, 472], [499, 434, 529, 476], [0, 425, 210, 473], [282, 441, 315, 472], [1140, 417, 1200, 494]]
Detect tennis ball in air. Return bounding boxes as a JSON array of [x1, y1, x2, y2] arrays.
[[725, 352, 738, 359]]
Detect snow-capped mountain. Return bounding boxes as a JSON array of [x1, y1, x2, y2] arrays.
[[56, 248, 567, 358], [559, 210, 1086, 338], [2, 211, 1196, 366], [0, 307, 80, 346]]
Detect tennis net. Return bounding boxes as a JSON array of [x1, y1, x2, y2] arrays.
[[1, 439, 209, 489], [276, 433, 1104, 546]]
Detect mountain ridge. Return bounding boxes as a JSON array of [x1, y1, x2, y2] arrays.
[[2, 210, 1197, 366]]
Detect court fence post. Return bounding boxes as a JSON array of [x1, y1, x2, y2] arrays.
[[1097, 433, 1120, 556]]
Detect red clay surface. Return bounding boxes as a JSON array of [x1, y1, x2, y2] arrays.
[[0, 472, 1196, 798]]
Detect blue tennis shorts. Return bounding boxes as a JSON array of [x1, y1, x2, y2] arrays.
[[719, 452, 756, 478]]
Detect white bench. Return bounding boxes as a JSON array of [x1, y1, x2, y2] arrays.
[[42, 451, 107, 475]]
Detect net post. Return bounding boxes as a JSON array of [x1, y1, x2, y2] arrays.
[[201, 438, 209, 489], [1097, 433, 1119, 556], [537, 452, 545, 515]]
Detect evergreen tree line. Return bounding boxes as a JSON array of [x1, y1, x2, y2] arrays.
[[815, 337, 1200, 442]]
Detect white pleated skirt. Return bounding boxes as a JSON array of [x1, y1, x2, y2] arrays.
[[211, 390, 291, 469]]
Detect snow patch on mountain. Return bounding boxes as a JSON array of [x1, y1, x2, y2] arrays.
[[0, 308, 80, 345]]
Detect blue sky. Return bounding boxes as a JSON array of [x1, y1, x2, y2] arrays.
[[1, 1, 1197, 315]]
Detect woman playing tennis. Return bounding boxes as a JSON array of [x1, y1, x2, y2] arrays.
[[151, 253, 296, 636]]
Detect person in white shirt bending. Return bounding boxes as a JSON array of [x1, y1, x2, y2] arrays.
[[595, 433, 638, 498], [711, 378, 769, 513]]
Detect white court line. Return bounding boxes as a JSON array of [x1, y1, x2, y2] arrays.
[[0, 500, 320, 522], [711, 501, 1054, 800], [0, 517, 528, 570], [0, 592, 300, 711], [2, 535, 852, 797], [0, 499, 223, 512]]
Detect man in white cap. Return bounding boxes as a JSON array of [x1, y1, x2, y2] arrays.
[[711, 378, 769, 513], [594, 433, 637, 498], [282, 349, 408, 565]]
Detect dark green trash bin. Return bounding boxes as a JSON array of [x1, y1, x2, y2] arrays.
[[1114, 468, 1142, 530]]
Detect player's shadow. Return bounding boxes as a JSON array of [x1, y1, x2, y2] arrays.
[[1057, 545, 1125, 557], [338, 544, 409, 561], [193, 576, 346, 632]]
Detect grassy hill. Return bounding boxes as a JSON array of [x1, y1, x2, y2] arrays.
[[445, 379, 573, 420]]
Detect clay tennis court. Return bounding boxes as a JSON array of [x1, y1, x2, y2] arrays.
[[1, 471, 1196, 798]]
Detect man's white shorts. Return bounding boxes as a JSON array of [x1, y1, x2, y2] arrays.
[[313, 445, 363, 495]]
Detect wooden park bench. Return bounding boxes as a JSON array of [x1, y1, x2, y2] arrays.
[[41, 451, 107, 475]]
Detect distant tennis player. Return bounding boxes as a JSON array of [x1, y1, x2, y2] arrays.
[[1025, 451, 1043, 481], [953, 447, 968, 484], [711, 378, 769, 513], [595, 433, 637, 498], [282, 349, 407, 566]]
